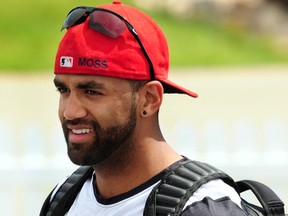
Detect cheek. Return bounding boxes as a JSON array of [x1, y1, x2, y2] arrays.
[[58, 108, 64, 123], [113, 100, 136, 125], [97, 106, 125, 127], [58, 101, 64, 121], [95, 99, 133, 127], [58, 99, 66, 122]]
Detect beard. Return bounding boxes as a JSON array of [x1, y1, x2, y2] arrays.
[[61, 103, 137, 166]]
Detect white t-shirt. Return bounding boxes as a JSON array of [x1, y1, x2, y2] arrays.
[[56, 175, 242, 215], [49, 159, 243, 216]]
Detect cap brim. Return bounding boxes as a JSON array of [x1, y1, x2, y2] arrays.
[[160, 79, 198, 98]]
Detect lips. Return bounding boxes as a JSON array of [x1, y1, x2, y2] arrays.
[[68, 126, 95, 144]]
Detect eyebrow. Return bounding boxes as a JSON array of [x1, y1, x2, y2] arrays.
[[76, 81, 104, 90], [53, 78, 65, 87], [53, 78, 105, 90]]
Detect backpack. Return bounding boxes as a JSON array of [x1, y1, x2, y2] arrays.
[[40, 159, 285, 216]]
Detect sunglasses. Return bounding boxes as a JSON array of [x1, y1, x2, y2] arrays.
[[62, 6, 155, 80]]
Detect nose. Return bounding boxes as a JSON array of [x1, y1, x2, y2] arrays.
[[61, 93, 87, 120]]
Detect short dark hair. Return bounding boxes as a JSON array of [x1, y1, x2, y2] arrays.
[[127, 80, 148, 93]]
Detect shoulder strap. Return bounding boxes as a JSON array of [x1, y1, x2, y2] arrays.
[[40, 161, 285, 216], [236, 180, 285, 216], [143, 159, 234, 216], [40, 166, 94, 216], [144, 160, 286, 216]]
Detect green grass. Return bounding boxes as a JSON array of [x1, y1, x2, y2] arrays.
[[152, 12, 288, 66], [1, 0, 288, 72]]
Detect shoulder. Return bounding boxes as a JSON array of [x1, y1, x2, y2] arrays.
[[182, 179, 247, 216], [185, 179, 242, 208], [49, 166, 94, 201]]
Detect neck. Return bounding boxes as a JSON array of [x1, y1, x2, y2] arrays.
[[92, 138, 182, 199]]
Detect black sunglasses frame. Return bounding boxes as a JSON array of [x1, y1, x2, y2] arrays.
[[62, 6, 156, 80]]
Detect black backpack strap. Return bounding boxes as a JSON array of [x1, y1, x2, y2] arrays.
[[236, 180, 285, 216], [40, 186, 57, 216], [40, 160, 286, 216], [144, 159, 234, 216], [40, 166, 94, 216]]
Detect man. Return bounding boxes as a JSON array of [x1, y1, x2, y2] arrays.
[[41, 1, 248, 215]]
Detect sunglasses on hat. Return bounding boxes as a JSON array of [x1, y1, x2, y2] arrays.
[[61, 6, 155, 80]]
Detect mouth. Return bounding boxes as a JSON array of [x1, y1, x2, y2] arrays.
[[71, 128, 94, 134], [68, 127, 95, 144]]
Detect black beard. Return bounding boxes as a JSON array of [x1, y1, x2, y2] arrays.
[[62, 103, 137, 166]]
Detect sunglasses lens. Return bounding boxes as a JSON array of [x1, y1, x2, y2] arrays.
[[61, 7, 155, 80], [62, 8, 87, 30], [89, 11, 126, 38]]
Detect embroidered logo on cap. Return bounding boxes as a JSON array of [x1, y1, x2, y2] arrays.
[[60, 56, 73, 68], [78, 57, 108, 69]]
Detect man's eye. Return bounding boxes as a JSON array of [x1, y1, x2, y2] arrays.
[[86, 90, 102, 95], [57, 88, 70, 94]]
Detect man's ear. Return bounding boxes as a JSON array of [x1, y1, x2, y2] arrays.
[[138, 81, 164, 117]]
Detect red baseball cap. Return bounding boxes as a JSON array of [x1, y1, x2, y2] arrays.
[[54, 0, 198, 98]]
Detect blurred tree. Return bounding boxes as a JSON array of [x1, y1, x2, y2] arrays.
[[266, 0, 288, 8]]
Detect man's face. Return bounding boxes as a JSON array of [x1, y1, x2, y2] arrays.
[[54, 74, 137, 166]]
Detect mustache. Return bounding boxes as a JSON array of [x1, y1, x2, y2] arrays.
[[62, 118, 96, 127]]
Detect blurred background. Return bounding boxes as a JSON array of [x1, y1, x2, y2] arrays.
[[0, 0, 288, 215]]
